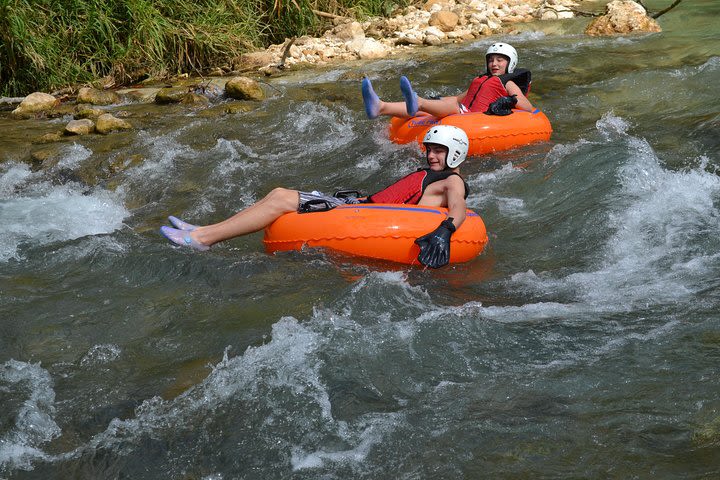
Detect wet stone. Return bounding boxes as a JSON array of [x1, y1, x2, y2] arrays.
[[155, 87, 190, 104], [64, 118, 95, 135]]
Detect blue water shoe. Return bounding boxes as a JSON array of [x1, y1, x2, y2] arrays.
[[361, 77, 381, 119], [168, 215, 197, 231], [160, 226, 209, 251], [400, 76, 418, 116]]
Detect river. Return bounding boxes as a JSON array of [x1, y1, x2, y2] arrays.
[[1, 0, 719, 478]]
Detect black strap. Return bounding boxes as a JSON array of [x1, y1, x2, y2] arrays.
[[298, 199, 335, 213]]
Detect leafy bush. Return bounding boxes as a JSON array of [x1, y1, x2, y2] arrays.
[[0, 0, 412, 96]]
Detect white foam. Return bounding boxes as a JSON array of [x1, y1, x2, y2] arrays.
[[0, 185, 128, 262], [512, 115, 720, 310], [55, 143, 93, 169], [79, 344, 121, 367], [0, 162, 32, 196], [0, 360, 60, 471], [467, 163, 527, 213]]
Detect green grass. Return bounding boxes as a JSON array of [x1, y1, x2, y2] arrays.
[[0, 0, 413, 96]]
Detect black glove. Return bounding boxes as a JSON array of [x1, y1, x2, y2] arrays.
[[485, 95, 517, 116], [415, 218, 456, 268]]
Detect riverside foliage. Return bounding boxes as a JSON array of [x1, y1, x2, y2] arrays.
[[0, 0, 409, 96]]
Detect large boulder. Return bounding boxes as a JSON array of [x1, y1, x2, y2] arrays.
[[331, 21, 365, 41], [11, 92, 59, 118], [238, 51, 275, 70], [95, 113, 132, 134], [347, 37, 391, 60], [225, 76, 265, 101], [429, 10, 460, 32], [77, 87, 120, 105], [585, 0, 661, 36]]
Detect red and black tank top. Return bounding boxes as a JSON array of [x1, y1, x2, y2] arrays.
[[367, 169, 469, 205]]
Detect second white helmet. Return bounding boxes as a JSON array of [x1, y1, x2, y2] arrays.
[[422, 125, 469, 168], [486, 42, 518, 73]]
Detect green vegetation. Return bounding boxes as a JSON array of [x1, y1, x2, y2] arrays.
[[0, 0, 410, 96]]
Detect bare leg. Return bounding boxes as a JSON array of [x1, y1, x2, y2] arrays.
[[189, 188, 299, 246], [415, 97, 462, 118], [374, 97, 461, 118], [363, 77, 460, 119]]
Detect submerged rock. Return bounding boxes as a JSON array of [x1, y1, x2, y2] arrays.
[[225, 76, 265, 101], [77, 87, 120, 105], [180, 93, 211, 107], [11, 92, 59, 118], [585, 0, 661, 36], [155, 87, 190, 104], [37, 131, 65, 143], [95, 113, 132, 134], [74, 104, 105, 119], [120, 88, 160, 103], [64, 118, 95, 135]]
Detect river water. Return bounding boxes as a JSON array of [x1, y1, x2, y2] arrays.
[[1, 1, 719, 478]]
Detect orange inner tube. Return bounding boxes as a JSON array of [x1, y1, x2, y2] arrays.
[[264, 203, 488, 265], [389, 109, 552, 156]]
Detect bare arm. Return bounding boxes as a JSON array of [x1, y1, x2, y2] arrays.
[[455, 89, 469, 104], [444, 175, 467, 229], [505, 81, 534, 111]]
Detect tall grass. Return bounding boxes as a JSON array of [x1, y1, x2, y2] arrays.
[[0, 0, 413, 96]]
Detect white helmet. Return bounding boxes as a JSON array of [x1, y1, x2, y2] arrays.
[[486, 42, 518, 73], [422, 125, 469, 168]]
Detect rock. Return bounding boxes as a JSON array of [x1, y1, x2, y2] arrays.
[[74, 104, 105, 119], [77, 87, 120, 105], [44, 104, 76, 119], [423, 0, 454, 12], [348, 37, 391, 59], [119, 88, 159, 103], [429, 10, 460, 32], [365, 19, 390, 39], [258, 65, 283, 76], [208, 67, 225, 76], [585, 0, 661, 36], [539, 0, 576, 20], [395, 33, 425, 46], [332, 21, 365, 41], [11, 92, 59, 118], [180, 93, 211, 106], [425, 34, 444, 46], [238, 51, 275, 69], [95, 113, 132, 134], [225, 76, 265, 101], [30, 148, 60, 170], [108, 154, 144, 175], [37, 131, 64, 143], [64, 119, 95, 135], [155, 87, 189, 104]]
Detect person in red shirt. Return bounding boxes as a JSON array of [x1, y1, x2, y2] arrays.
[[362, 42, 534, 119]]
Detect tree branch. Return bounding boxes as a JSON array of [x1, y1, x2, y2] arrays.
[[542, 5, 600, 18], [312, 9, 346, 20], [652, 0, 683, 19]]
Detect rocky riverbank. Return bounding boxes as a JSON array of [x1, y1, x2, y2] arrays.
[[0, 0, 663, 180], [241, 0, 580, 74]]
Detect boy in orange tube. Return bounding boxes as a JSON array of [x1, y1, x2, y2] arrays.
[[161, 125, 470, 268]]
